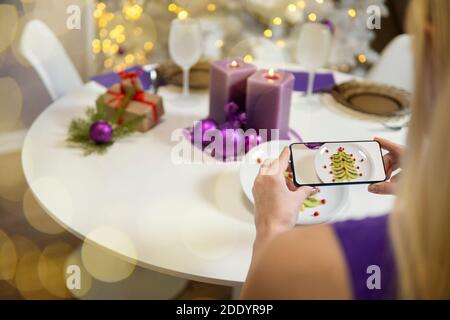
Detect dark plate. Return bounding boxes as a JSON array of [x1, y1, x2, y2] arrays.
[[330, 81, 411, 117]]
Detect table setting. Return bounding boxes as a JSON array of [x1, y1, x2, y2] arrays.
[[21, 18, 410, 286]]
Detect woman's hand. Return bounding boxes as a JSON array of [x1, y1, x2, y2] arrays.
[[252, 147, 318, 245], [368, 137, 405, 195]]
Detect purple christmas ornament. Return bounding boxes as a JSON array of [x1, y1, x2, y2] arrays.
[[90, 121, 113, 144], [224, 102, 240, 118], [321, 19, 335, 34], [216, 128, 244, 160], [238, 112, 247, 125], [192, 119, 218, 145], [244, 134, 262, 153]]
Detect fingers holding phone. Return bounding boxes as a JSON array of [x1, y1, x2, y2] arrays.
[[368, 137, 405, 195]]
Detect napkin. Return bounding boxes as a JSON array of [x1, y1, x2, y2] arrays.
[[289, 71, 336, 93], [91, 66, 152, 90]]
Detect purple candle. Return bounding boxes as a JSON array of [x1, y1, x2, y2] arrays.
[[246, 69, 294, 140], [209, 58, 257, 124]]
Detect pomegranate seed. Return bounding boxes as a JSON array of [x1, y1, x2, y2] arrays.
[[320, 199, 326, 204], [313, 211, 319, 217], [323, 165, 327, 169]]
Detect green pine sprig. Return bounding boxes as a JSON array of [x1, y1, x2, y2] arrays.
[[67, 85, 145, 156]]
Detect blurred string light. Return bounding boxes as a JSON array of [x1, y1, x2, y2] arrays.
[[92, 1, 156, 72], [263, 29, 273, 38], [308, 13, 317, 22], [243, 54, 253, 63], [348, 8, 357, 18], [207, 3, 217, 12], [358, 54, 367, 64], [122, 0, 143, 21], [177, 10, 189, 20], [272, 16, 282, 26]]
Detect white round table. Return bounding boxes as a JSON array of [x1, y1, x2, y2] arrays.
[[22, 70, 407, 286]]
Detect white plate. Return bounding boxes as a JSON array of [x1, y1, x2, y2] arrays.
[[240, 140, 349, 225], [314, 143, 372, 184]]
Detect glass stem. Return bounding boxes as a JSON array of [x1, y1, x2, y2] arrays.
[[307, 70, 315, 96], [183, 67, 190, 97]]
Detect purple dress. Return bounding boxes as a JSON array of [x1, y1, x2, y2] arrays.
[[332, 215, 397, 300]]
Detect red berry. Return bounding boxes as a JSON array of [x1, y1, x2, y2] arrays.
[[360, 173, 363, 177], [325, 149, 329, 153], [323, 165, 327, 169], [357, 166, 360, 170], [332, 179, 336, 182], [257, 158, 262, 164], [329, 171, 333, 174], [360, 159, 364, 162], [313, 211, 320, 217], [320, 199, 326, 204], [350, 154, 353, 157]]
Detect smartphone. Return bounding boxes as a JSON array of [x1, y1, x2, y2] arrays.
[[289, 140, 387, 187]]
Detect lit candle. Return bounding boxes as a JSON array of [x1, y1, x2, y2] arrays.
[[209, 58, 257, 124], [246, 69, 295, 140], [265, 68, 280, 81]]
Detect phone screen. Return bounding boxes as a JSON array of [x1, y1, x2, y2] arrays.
[[289, 141, 386, 186]]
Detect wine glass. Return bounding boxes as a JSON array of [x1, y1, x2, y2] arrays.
[[169, 18, 203, 97], [297, 23, 332, 96]]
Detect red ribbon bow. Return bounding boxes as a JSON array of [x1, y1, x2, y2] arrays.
[[105, 70, 159, 123]]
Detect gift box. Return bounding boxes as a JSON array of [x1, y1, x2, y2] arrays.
[[98, 71, 164, 132]]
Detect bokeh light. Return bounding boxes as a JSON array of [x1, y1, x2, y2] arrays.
[[0, 230, 17, 281], [0, 77, 23, 132], [0, 151, 27, 202], [38, 242, 74, 298], [0, 4, 19, 54], [12, 235, 42, 293], [81, 226, 137, 283], [23, 188, 65, 235]]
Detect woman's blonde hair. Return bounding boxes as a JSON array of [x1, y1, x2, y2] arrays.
[[391, 0, 450, 299]]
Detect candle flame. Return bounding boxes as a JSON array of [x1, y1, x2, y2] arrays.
[[268, 68, 275, 77], [230, 60, 238, 68]]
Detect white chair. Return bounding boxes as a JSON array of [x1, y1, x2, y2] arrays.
[[19, 19, 83, 100], [367, 34, 414, 92]]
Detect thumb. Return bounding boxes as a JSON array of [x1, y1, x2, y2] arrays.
[[294, 186, 319, 201], [368, 182, 395, 195]]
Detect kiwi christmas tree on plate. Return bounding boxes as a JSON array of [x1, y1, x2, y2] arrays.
[[330, 147, 360, 182]]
